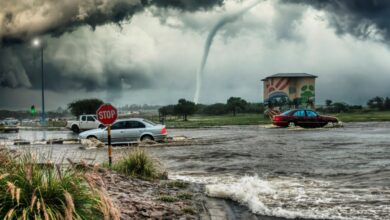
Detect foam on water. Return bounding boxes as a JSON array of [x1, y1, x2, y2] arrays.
[[171, 174, 387, 220], [260, 121, 344, 130], [206, 176, 275, 216]]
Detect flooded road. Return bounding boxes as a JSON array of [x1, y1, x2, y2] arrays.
[[153, 122, 390, 220], [2, 122, 390, 219]]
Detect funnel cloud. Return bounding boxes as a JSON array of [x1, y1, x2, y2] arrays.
[[194, 0, 261, 104]]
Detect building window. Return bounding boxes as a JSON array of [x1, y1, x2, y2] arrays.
[[289, 87, 296, 94]]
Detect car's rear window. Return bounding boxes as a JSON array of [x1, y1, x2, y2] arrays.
[[281, 110, 292, 116], [293, 110, 306, 117], [143, 119, 157, 126]]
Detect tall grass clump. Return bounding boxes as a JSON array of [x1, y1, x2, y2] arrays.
[[111, 148, 158, 180], [0, 150, 119, 220]]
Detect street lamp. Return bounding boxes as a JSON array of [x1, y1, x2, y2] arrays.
[[32, 38, 45, 126]]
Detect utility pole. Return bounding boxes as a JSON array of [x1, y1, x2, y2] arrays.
[[33, 38, 45, 126], [41, 45, 45, 126]]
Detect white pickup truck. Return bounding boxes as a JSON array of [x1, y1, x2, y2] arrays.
[[66, 115, 104, 133]]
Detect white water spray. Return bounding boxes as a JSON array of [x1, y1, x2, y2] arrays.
[[193, 0, 261, 104]]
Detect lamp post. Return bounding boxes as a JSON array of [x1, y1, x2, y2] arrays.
[[33, 38, 45, 126]]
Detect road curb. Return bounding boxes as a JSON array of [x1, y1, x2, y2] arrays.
[[11, 139, 80, 146]]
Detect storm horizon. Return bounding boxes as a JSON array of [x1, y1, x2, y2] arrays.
[[2, 0, 390, 110]]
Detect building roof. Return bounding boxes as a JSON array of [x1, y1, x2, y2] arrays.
[[261, 73, 317, 81]]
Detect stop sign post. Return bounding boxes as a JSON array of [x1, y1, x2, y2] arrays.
[[96, 104, 118, 167]]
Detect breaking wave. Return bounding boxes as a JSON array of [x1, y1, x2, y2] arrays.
[[172, 174, 388, 220]]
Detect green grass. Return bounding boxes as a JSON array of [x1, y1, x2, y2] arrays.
[[164, 180, 189, 189], [158, 192, 193, 203], [181, 206, 196, 214], [161, 111, 390, 128], [0, 151, 119, 220], [111, 148, 158, 180], [334, 111, 390, 122], [164, 114, 269, 128], [176, 192, 193, 200], [158, 195, 178, 203]]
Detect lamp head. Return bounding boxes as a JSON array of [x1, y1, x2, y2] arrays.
[[32, 38, 40, 47]]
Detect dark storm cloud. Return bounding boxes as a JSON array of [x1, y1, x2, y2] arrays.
[[149, 0, 223, 12], [0, 0, 142, 45], [0, 0, 224, 95], [0, 47, 31, 88], [0, 0, 224, 45], [0, 45, 152, 92], [284, 0, 390, 42]]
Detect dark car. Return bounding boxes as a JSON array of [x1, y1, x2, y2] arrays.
[[272, 109, 338, 128]]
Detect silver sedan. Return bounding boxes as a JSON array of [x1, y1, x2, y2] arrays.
[[78, 118, 167, 144]]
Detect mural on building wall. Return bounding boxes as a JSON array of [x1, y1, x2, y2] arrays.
[[300, 84, 315, 105], [264, 78, 289, 107], [262, 73, 317, 118], [263, 78, 316, 109]]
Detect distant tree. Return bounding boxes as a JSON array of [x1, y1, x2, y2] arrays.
[[158, 105, 175, 124], [325, 99, 333, 107], [203, 103, 229, 115], [195, 104, 207, 114], [244, 103, 265, 114], [68, 99, 104, 117], [158, 105, 175, 117], [367, 96, 384, 110], [227, 97, 247, 116], [174, 99, 196, 121], [384, 97, 390, 111], [349, 105, 363, 111], [332, 102, 349, 113]]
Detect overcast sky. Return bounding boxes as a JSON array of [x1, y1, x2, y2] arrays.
[[1, 0, 390, 110]]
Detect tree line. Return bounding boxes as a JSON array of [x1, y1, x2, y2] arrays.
[[158, 97, 265, 121], [2, 96, 390, 120], [317, 96, 390, 113]]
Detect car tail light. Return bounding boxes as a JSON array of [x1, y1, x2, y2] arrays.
[[161, 127, 167, 135], [273, 116, 282, 121]]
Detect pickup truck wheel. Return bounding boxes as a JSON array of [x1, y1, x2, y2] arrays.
[[141, 135, 154, 142], [71, 125, 80, 133]]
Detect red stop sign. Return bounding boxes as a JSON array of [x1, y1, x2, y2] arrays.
[[96, 104, 118, 125]]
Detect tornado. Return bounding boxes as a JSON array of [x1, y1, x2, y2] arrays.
[[194, 0, 261, 104]]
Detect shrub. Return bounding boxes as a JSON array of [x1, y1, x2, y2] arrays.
[[111, 148, 158, 179], [0, 149, 14, 170], [158, 195, 178, 203], [0, 151, 119, 220], [181, 206, 196, 214], [165, 180, 189, 189], [176, 192, 193, 200]]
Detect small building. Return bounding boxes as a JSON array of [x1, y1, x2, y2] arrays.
[[261, 73, 317, 110]]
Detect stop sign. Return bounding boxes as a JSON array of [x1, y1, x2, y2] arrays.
[[96, 104, 118, 125]]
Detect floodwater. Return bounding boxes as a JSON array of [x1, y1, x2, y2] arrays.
[[152, 123, 390, 220], [2, 122, 390, 219]]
